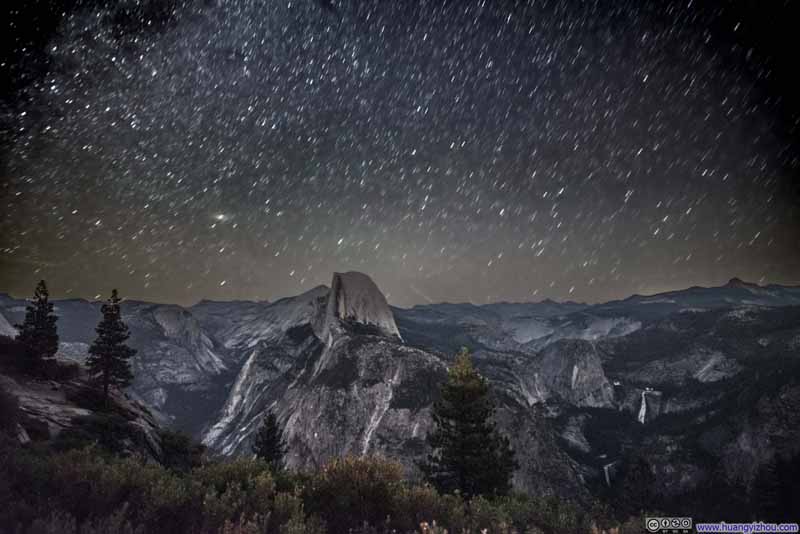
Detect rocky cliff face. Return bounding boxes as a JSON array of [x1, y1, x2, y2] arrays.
[[200, 273, 435, 461], [538, 339, 615, 407], [200, 273, 589, 498], [1, 278, 799, 505], [0, 368, 165, 462], [316, 272, 402, 341], [585, 305, 800, 498], [0, 297, 237, 435]]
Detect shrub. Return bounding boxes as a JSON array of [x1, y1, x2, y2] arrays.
[[47, 448, 190, 529], [193, 459, 276, 532], [1, 446, 194, 532], [303, 455, 404, 532], [0, 383, 21, 434], [528, 495, 588, 534], [0, 335, 27, 373], [273, 466, 306, 494], [40, 359, 82, 381], [495, 493, 539, 530], [66, 384, 132, 414], [1, 435, 602, 534], [160, 428, 206, 472], [18, 510, 77, 534], [484, 493, 593, 534], [271, 491, 325, 534], [271, 490, 305, 528], [391, 484, 467, 532], [19, 506, 145, 534], [52, 413, 136, 455], [218, 516, 264, 534], [468, 495, 513, 533]]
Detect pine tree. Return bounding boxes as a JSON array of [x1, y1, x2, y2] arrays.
[[753, 457, 781, 519], [420, 347, 518, 497], [614, 454, 656, 519], [754, 453, 800, 521], [15, 280, 59, 371], [86, 289, 136, 406], [252, 410, 288, 471]]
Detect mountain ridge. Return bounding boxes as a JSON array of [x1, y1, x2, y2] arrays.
[[4, 277, 800, 311], [2, 273, 800, 504]]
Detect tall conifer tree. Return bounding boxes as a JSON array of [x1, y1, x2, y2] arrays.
[[15, 280, 59, 370], [421, 347, 517, 497], [613, 454, 656, 518], [252, 410, 288, 471], [86, 289, 136, 406]]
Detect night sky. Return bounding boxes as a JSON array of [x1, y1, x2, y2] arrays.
[[1, 0, 799, 307]]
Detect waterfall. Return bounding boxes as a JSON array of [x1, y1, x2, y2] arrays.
[[603, 462, 614, 487], [637, 390, 648, 424]]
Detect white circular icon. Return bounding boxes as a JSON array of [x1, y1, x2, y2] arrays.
[[646, 518, 661, 532]]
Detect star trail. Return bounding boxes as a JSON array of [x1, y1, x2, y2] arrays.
[[1, 0, 798, 306]]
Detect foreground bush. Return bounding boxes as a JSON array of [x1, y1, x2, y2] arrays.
[[0, 443, 317, 534], [0, 438, 600, 534], [0, 384, 21, 433], [303, 455, 404, 531]]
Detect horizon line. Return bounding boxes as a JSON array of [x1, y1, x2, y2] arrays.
[[1, 276, 797, 310]]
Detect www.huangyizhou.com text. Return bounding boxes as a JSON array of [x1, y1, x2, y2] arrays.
[[695, 522, 799, 533]]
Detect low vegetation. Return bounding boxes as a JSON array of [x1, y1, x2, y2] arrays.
[[0, 437, 603, 534]]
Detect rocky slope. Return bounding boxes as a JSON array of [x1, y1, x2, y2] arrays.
[[587, 305, 800, 496], [1, 277, 799, 503], [318, 271, 402, 340], [199, 273, 439, 463], [0, 295, 236, 435], [200, 272, 590, 499], [0, 365, 165, 462]]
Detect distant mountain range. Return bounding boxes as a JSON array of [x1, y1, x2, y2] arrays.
[[2, 275, 799, 505]]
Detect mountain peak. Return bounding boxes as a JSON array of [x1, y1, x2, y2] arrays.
[[725, 277, 756, 288], [322, 272, 401, 339]]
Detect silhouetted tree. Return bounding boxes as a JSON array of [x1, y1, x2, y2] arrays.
[[252, 410, 287, 471], [420, 347, 517, 497], [0, 384, 21, 434], [614, 453, 657, 519], [753, 453, 800, 522], [159, 429, 206, 472], [86, 290, 135, 406], [753, 457, 781, 519], [15, 280, 59, 371]]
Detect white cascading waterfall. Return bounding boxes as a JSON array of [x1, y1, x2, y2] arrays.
[[637, 390, 648, 424], [603, 462, 615, 487]]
